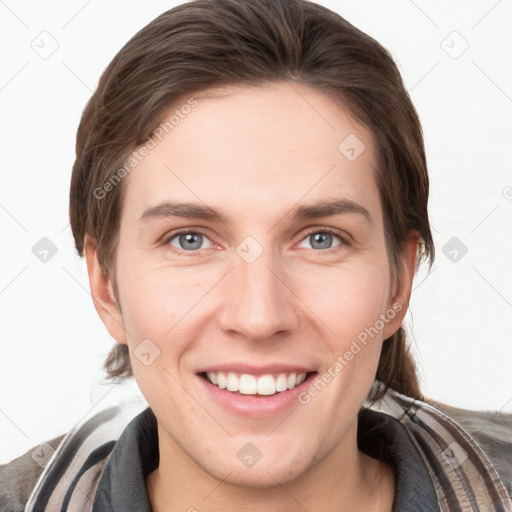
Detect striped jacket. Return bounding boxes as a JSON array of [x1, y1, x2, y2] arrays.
[[1, 389, 511, 511]]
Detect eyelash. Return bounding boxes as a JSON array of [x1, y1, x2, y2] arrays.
[[162, 227, 352, 256]]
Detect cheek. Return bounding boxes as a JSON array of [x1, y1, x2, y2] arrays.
[[116, 263, 206, 401], [296, 266, 392, 394], [298, 263, 391, 342], [116, 259, 207, 348]]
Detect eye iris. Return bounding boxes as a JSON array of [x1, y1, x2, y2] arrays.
[[175, 232, 336, 251], [180, 233, 202, 250], [310, 232, 332, 250]]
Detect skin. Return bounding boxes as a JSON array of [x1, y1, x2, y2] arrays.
[[85, 82, 418, 512]]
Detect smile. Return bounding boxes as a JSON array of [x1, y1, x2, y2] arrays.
[[202, 371, 310, 396]]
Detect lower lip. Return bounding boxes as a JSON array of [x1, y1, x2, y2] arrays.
[[196, 372, 317, 418]]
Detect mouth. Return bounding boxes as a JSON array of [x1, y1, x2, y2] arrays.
[[197, 370, 318, 396], [194, 364, 319, 417]]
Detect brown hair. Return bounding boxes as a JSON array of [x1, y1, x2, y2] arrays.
[[69, 0, 435, 403]]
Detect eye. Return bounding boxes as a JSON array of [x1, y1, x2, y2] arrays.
[[298, 228, 348, 251], [163, 227, 350, 255], [165, 231, 213, 252]]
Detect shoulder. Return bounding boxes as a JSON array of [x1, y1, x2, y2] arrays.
[[17, 395, 149, 512], [369, 389, 512, 509], [0, 433, 66, 512], [422, 395, 512, 498]]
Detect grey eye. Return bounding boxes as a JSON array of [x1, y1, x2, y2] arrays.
[[300, 232, 342, 250], [168, 232, 212, 251]]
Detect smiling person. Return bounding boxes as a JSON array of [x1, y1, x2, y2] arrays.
[[2, 1, 512, 511]]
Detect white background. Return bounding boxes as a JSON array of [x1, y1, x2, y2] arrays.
[[1, 0, 511, 464]]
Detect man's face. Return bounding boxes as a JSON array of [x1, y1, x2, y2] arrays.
[[96, 82, 409, 486]]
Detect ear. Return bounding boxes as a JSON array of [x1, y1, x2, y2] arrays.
[[382, 233, 419, 340], [84, 238, 127, 345]]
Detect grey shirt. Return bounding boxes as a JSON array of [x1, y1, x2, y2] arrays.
[[90, 405, 439, 511], [3, 389, 511, 511]]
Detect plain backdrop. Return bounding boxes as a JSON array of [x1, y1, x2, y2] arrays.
[[1, 0, 511, 464]]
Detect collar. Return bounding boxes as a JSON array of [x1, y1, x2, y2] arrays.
[[90, 402, 439, 511], [25, 389, 512, 511]]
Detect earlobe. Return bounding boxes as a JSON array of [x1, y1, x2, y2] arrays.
[[84, 238, 127, 345], [382, 233, 419, 340]]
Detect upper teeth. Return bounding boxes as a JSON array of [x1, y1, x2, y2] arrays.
[[206, 371, 308, 395]]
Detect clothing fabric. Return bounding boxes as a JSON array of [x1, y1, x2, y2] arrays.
[[1, 389, 511, 511]]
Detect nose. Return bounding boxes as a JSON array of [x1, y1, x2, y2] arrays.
[[217, 249, 299, 343]]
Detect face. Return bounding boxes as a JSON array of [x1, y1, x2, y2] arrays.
[[88, 82, 414, 488]]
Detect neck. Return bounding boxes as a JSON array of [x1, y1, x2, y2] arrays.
[[146, 419, 395, 512]]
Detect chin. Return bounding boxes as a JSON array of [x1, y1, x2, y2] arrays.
[[195, 441, 312, 489]]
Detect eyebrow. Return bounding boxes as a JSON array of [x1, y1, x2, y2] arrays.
[[138, 198, 373, 227]]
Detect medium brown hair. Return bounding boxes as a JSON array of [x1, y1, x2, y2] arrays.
[[69, 0, 435, 403]]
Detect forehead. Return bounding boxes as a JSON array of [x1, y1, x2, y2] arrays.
[[121, 82, 381, 227]]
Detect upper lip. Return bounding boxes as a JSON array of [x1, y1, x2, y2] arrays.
[[196, 363, 316, 376]]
